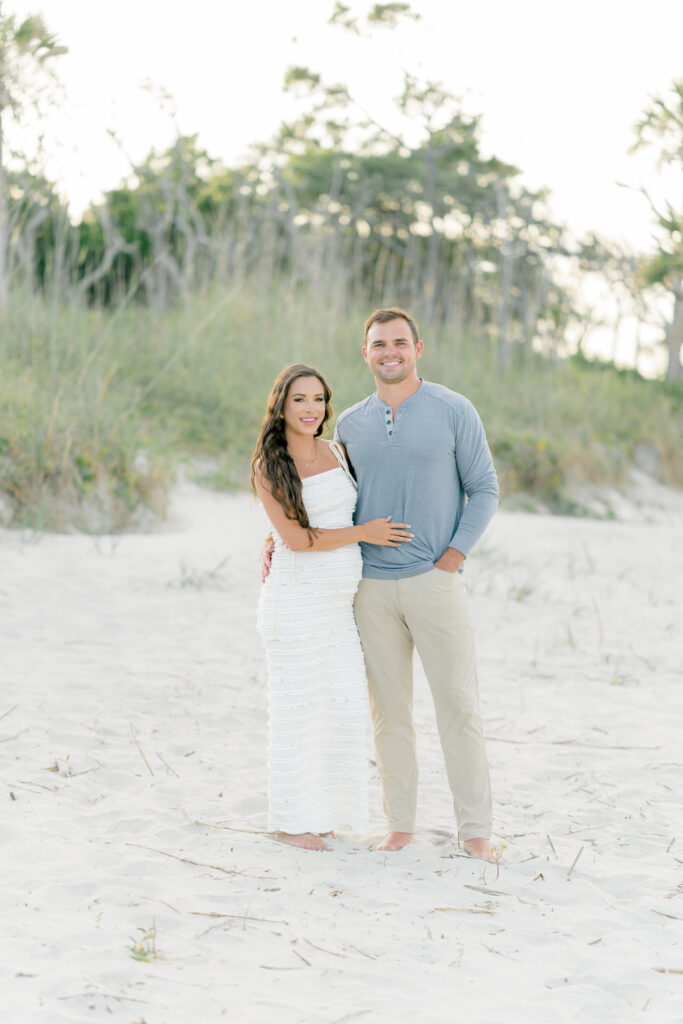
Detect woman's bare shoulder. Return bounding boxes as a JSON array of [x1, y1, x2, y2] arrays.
[[324, 439, 348, 454]]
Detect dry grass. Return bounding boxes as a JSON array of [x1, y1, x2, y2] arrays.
[[1, 283, 681, 529]]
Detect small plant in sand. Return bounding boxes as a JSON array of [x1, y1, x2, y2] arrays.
[[128, 922, 163, 962], [172, 556, 230, 590], [508, 579, 535, 602]]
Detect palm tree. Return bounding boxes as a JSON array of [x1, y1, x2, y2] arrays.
[[631, 80, 683, 380]]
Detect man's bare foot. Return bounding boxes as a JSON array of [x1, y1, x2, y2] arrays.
[[463, 837, 501, 863], [374, 831, 414, 852], [275, 832, 330, 851]]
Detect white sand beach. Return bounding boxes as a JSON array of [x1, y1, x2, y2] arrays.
[[2, 478, 682, 1023]]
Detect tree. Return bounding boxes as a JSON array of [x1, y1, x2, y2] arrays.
[[630, 79, 683, 379], [0, 5, 66, 304], [274, 31, 571, 357]]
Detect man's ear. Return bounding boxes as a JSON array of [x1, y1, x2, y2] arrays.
[[416, 340, 424, 358]]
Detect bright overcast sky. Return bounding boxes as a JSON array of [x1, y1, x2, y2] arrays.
[[7, 0, 683, 253]]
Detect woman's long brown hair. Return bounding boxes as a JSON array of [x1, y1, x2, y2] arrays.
[[251, 364, 333, 534]]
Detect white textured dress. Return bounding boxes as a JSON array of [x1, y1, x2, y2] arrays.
[[257, 443, 369, 834]]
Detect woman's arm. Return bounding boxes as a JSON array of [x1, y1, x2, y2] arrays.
[[255, 472, 412, 552]]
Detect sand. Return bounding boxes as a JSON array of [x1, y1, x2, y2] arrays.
[[1, 477, 682, 1023]]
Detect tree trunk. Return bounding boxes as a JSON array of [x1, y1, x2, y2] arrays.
[[0, 108, 7, 308], [496, 186, 514, 369], [665, 276, 683, 379]]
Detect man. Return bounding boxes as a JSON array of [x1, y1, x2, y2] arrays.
[[334, 308, 499, 861]]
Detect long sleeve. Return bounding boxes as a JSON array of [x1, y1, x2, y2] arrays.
[[448, 401, 498, 556]]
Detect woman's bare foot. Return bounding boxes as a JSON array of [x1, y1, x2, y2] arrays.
[[374, 831, 414, 852], [463, 837, 502, 863], [275, 832, 330, 851]]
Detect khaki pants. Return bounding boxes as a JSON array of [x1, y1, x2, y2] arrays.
[[354, 569, 492, 841]]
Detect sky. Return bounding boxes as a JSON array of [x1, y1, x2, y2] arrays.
[[7, 0, 682, 247]]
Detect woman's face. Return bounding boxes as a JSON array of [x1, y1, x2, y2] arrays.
[[282, 375, 326, 438]]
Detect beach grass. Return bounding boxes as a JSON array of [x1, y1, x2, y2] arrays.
[[1, 283, 681, 529]]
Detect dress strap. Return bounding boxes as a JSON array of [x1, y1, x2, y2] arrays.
[[328, 440, 358, 491]]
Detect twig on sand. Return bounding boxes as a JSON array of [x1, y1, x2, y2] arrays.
[[485, 735, 660, 751], [546, 835, 557, 858], [293, 949, 311, 966], [0, 729, 28, 743], [190, 910, 289, 925], [0, 705, 18, 722], [57, 992, 150, 1004], [259, 965, 304, 971], [331, 1007, 374, 1024], [14, 780, 59, 792], [156, 750, 179, 777], [126, 842, 270, 879], [590, 595, 603, 649], [304, 938, 347, 958], [127, 669, 194, 683], [652, 909, 683, 921], [485, 736, 530, 744], [432, 906, 496, 915], [651, 967, 683, 974], [137, 896, 182, 915], [129, 723, 154, 775], [464, 884, 509, 897], [484, 944, 519, 961], [666, 837, 676, 853], [566, 846, 583, 880], [347, 944, 378, 960], [179, 807, 268, 835]]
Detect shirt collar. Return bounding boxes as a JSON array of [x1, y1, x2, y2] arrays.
[[374, 379, 424, 410]]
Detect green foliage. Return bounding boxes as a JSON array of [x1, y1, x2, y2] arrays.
[[0, 9, 67, 115], [1, 9, 681, 527], [0, 293, 170, 530], [1, 284, 680, 531], [128, 922, 161, 962], [328, 1, 419, 33], [5, 45, 573, 367], [629, 78, 683, 379], [367, 4, 420, 27], [630, 79, 683, 167]]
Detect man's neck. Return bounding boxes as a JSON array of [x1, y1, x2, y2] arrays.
[[376, 375, 422, 413]]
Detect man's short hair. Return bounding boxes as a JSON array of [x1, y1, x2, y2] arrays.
[[364, 307, 420, 347]]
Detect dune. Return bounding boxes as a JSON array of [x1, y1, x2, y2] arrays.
[[1, 478, 682, 1023]]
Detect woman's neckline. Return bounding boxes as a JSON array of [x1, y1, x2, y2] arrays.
[[300, 466, 343, 482]]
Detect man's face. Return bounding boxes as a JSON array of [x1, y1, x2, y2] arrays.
[[363, 318, 423, 385]]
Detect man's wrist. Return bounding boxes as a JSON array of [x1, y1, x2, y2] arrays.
[[435, 546, 466, 572]]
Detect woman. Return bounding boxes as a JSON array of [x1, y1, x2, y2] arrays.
[[252, 364, 412, 851]]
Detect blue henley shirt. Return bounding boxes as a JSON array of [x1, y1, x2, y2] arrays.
[[334, 380, 499, 579]]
